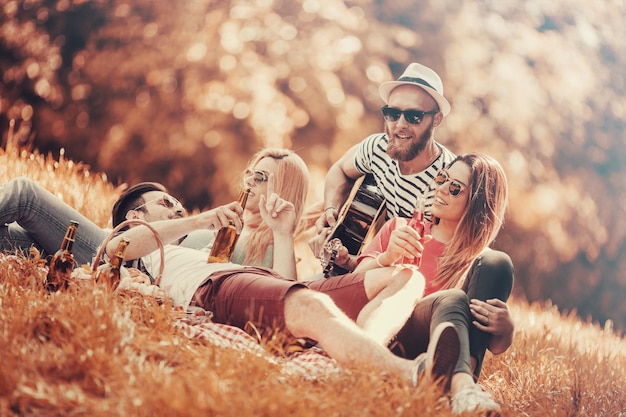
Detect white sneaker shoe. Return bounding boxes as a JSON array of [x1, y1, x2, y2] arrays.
[[451, 384, 501, 415]]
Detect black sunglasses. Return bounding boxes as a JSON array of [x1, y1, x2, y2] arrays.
[[381, 106, 438, 125], [245, 169, 269, 184], [434, 170, 465, 197]]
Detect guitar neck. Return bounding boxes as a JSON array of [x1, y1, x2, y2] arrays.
[[323, 174, 386, 276]]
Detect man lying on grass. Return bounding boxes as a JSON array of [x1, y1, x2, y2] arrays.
[[105, 148, 462, 388], [1, 149, 461, 388]]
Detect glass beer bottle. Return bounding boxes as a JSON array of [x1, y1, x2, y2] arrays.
[[208, 187, 250, 263], [45, 220, 79, 291], [400, 195, 426, 267], [96, 237, 130, 290]]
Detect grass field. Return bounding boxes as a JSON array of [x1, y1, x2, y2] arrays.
[[1, 143, 624, 416]]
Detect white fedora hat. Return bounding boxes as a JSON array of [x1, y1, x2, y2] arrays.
[[379, 63, 451, 116]]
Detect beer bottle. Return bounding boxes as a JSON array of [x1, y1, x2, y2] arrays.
[[401, 195, 426, 267], [96, 237, 130, 290], [208, 187, 250, 263], [45, 220, 79, 291]]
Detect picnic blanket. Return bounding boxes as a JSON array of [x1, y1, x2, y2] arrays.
[[174, 318, 340, 379], [114, 272, 341, 380]]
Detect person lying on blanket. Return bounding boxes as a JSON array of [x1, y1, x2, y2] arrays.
[[0, 177, 184, 265], [105, 148, 461, 387]]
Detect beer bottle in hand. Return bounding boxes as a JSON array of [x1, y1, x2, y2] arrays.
[[96, 237, 130, 290], [208, 187, 250, 263], [45, 220, 79, 291]]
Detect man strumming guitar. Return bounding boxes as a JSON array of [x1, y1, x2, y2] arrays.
[[310, 62, 455, 275]]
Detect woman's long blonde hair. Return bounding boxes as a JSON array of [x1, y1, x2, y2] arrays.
[[242, 148, 309, 266], [432, 153, 508, 289]]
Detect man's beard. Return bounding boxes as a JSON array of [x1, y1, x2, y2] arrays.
[[385, 122, 433, 162]]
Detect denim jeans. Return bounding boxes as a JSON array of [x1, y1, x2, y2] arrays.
[[393, 250, 514, 380], [0, 177, 108, 265]]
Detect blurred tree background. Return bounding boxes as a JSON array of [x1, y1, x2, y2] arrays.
[[1, 0, 625, 332]]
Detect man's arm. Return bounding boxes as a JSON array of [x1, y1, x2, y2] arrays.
[[309, 144, 363, 260], [319, 143, 363, 229], [105, 202, 243, 261]]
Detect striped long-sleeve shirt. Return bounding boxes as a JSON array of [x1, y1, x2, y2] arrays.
[[354, 133, 456, 220]]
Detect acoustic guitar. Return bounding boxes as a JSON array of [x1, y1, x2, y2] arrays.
[[320, 173, 387, 277]]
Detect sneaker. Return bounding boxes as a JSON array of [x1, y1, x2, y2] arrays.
[[411, 322, 460, 390], [410, 352, 429, 386], [451, 384, 501, 416], [429, 321, 461, 391]]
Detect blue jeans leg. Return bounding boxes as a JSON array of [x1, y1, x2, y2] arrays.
[[0, 177, 108, 265], [0, 223, 42, 255]]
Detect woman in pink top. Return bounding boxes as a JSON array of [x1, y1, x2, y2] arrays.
[[355, 152, 514, 415]]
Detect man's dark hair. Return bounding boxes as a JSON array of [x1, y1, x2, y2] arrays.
[[111, 182, 168, 228]]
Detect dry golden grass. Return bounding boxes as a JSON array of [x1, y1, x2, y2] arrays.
[[1, 144, 625, 417], [0, 130, 119, 230]]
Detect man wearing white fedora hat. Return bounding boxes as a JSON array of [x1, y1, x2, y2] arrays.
[[312, 62, 456, 264], [310, 62, 510, 415]]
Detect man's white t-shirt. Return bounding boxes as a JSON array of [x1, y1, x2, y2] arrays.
[[141, 245, 237, 308]]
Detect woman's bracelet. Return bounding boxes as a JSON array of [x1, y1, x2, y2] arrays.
[[324, 206, 336, 212], [375, 254, 387, 268]]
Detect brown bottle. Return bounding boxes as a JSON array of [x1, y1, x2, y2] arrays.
[[96, 237, 130, 290], [208, 187, 250, 263], [45, 220, 79, 291]]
